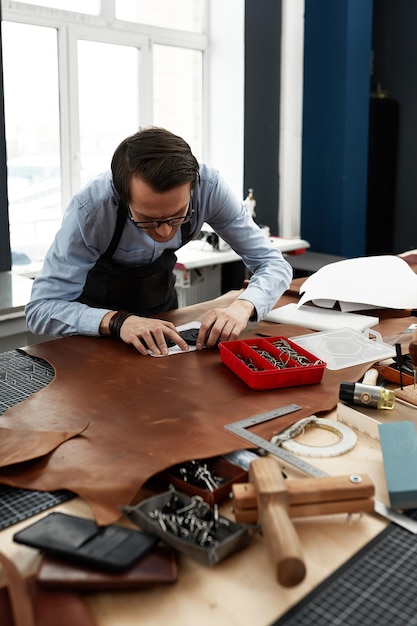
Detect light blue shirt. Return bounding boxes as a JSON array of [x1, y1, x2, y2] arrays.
[[25, 164, 293, 336]]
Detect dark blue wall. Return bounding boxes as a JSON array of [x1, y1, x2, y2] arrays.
[[244, 0, 281, 235], [0, 7, 11, 271], [372, 0, 417, 253], [301, 0, 373, 257]]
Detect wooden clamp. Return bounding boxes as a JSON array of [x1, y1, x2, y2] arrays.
[[249, 457, 306, 588], [240, 458, 375, 587], [234, 469, 374, 523]]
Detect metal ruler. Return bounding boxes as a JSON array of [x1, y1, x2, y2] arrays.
[[224, 403, 326, 476], [224, 404, 417, 534]]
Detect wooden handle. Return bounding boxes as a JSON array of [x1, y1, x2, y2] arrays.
[[249, 457, 306, 587], [362, 368, 379, 385], [233, 473, 374, 510]]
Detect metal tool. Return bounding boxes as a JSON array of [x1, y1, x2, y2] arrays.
[[224, 404, 417, 534], [409, 328, 417, 390], [395, 342, 404, 389]]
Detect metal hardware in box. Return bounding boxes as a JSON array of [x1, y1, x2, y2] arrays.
[[218, 336, 326, 390], [160, 456, 248, 506], [121, 487, 251, 566]]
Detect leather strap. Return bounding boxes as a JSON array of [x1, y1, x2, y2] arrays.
[[0, 552, 34, 626], [0, 552, 97, 626]]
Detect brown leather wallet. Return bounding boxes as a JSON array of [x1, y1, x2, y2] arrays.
[[35, 546, 178, 590]]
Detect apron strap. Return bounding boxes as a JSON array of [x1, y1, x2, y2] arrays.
[[103, 201, 128, 260], [0, 552, 35, 626]]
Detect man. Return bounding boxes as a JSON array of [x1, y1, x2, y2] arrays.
[[25, 127, 292, 356]]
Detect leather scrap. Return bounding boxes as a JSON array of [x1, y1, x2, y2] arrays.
[[0, 552, 34, 626], [0, 424, 89, 468], [0, 550, 97, 626]]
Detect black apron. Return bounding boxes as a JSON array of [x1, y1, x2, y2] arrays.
[[76, 201, 193, 316]]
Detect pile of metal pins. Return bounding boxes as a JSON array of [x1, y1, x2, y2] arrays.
[[148, 494, 231, 547]]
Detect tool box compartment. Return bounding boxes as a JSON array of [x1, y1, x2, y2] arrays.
[[159, 456, 248, 506], [122, 487, 250, 566], [219, 336, 326, 390]]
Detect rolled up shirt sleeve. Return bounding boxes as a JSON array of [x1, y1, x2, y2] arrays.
[[194, 166, 293, 321], [25, 176, 118, 337]]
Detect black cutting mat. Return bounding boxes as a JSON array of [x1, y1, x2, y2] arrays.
[[0, 349, 75, 529], [0, 348, 55, 413], [272, 510, 417, 626]]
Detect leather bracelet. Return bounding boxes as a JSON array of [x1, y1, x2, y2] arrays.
[[108, 311, 133, 339]]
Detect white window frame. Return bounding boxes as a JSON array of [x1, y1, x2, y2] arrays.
[[1, 0, 210, 209]]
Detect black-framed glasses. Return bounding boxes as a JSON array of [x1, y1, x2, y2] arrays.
[[128, 203, 195, 230]]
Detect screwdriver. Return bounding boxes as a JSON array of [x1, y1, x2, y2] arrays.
[[409, 328, 417, 390]]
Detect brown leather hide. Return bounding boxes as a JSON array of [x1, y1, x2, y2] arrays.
[[0, 425, 88, 467], [0, 293, 413, 525]]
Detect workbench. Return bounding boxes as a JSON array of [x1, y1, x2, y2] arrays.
[[0, 288, 415, 626]]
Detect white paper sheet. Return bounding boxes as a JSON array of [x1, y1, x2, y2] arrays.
[[264, 303, 379, 332], [298, 255, 417, 311], [148, 321, 201, 356]]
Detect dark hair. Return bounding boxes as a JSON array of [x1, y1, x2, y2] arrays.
[[111, 127, 200, 202]]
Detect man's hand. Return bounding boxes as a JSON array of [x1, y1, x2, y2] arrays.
[[100, 312, 189, 356], [196, 299, 255, 349]]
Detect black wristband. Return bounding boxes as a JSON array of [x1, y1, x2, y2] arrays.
[[108, 311, 133, 339]]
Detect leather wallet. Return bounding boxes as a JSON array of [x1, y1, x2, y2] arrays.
[[13, 511, 158, 572], [35, 546, 178, 590]]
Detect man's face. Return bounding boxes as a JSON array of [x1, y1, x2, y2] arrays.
[[128, 175, 192, 243]]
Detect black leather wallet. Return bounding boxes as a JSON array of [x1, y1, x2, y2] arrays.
[[13, 511, 158, 572]]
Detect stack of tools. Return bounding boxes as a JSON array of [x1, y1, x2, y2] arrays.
[[387, 328, 417, 406], [410, 328, 417, 389], [232, 457, 375, 587], [375, 327, 417, 390]]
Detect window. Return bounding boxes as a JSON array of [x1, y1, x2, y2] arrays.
[[153, 45, 203, 158], [115, 0, 205, 32], [77, 40, 141, 187], [2, 21, 61, 269], [11, 0, 99, 13], [1, 0, 207, 274]]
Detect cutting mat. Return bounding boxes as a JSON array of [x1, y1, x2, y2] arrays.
[[0, 349, 74, 529], [273, 510, 417, 626]]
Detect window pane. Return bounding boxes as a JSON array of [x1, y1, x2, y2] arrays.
[[77, 40, 140, 186], [11, 0, 100, 14], [2, 22, 61, 271], [153, 45, 203, 160], [116, 0, 205, 32]]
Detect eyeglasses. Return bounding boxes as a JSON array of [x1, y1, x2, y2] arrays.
[[128, 203, 194, 230]]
